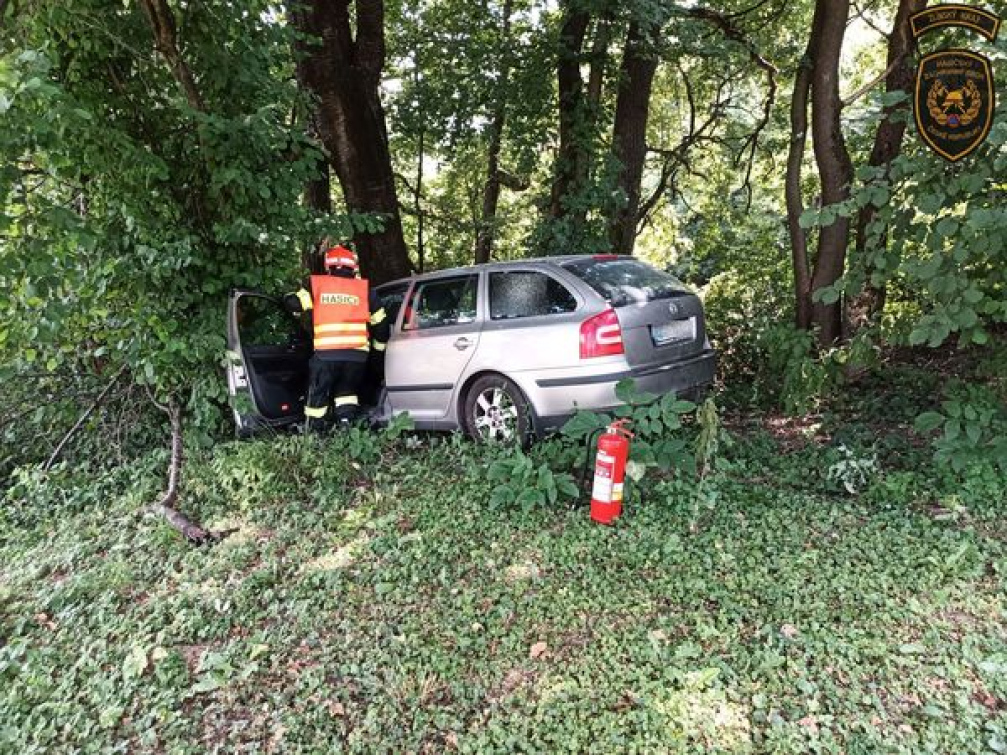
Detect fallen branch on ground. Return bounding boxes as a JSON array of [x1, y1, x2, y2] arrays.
[[148, 396, 235, 545]]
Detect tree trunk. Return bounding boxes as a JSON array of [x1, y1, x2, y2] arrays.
[[414, 125, 426, 273], [586, 15, 613, 109], [301, 120, 331, 275], [785, 9, 822, 331], [608, 20, 659, 256], [808, 0, 854, 346], [475, 0, 514, 265], [475, 111, 506, 265], [290, 0, 412, 285], [303, 141, 332, 215], [848, 0, 926, 331], [548, 3, 591, 223]]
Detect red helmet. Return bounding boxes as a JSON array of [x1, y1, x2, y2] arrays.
[[323, 245, 358, 273]]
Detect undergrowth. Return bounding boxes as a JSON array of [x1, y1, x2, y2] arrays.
[[2, 379, 1005, 753]]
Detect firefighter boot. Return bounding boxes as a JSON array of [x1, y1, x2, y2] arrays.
[[333, 397, 360, 429], [304, 406, 332, 435]]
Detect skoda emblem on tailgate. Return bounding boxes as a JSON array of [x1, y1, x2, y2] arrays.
[[668, 301, 680, 317]]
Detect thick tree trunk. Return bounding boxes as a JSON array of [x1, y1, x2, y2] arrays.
[[301, 120, 332, 275], [303, 144, 332, 215], [290, 0, 412, 285], [475, 111, 506, 264], [475, 0, 514, 265], [608, 21, 659, 256], [785, 10, 822, 331], [848, 0, 926, 331], [808, 0, 854, 346], [548, 4, 591, 224], [586, 15, 613, 108]]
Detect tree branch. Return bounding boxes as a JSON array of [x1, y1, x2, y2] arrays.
[[684, 6, 779, 208], [841, 50, 909, 107], [725, 0, 774, 20], [139, 0, 205, 112], [44, 366, 127, 472], [851, 0, 891, 39], [498, 170, 530, 192], [636, 68, 718, 227]]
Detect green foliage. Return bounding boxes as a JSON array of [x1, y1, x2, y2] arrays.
[[561, 380, 698, 477], [2, 398, 1006, 752], [487, 450, 580, 510], [915, 385, 1007, 473], [844, 77, 1007, 350], [825, 444, 880, 495], [0, 3, 358, 468]]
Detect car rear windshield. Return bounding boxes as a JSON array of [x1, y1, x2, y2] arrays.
[[562, 257, 689, 307]]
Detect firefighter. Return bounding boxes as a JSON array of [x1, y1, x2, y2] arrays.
[[285, 245, 389, 431]]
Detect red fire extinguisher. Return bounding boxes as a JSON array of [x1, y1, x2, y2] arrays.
[[590, 420, 633, 525]]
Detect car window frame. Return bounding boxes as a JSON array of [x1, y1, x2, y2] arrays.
[[487, 269, 580, 322], [375, 281, 411, 331], [234, 292, 307, 350], [400, 273, 482, 333]]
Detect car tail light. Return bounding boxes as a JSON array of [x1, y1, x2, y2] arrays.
[[580, 308, 624, 359]]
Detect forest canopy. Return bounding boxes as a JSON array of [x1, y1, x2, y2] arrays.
[[1, 0, 1006, 472]]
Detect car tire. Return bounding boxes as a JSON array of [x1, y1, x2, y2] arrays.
[[463, 374, 534, 447]]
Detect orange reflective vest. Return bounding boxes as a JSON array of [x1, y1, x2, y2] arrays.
[[309, 275, 370, 353]]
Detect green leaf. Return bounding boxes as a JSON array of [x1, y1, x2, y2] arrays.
[[798, 208, 819, 229], [516, 488, 543, 509], [488, 460, 513, 483], [537, 465, 557, 505], [192, 675, 223, 694], [122, 645, 148, 680], [625, 460, 648, 482], [670, 400, 696, 414], [815, 286, 840, 305], [555, 474, 581, 500], [615, 379, 657, 406], [490, 485, 515, 507], [914, 412, 945, 433], [561, 411, 606, 439], [966, 422, 982, 445]]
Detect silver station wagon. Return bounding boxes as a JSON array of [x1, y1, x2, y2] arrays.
[[226, 255, 716, 442]]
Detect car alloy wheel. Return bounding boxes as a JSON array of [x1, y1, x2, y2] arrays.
[[473, 387, 518, 441], [464, 374, 532, 446]]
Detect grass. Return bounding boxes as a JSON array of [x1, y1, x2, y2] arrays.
[[1, 381, 1006, 753]]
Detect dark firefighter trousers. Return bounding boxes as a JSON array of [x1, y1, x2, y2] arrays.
[[305, 358, 366, 422]]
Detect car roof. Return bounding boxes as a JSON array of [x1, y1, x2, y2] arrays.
[[374, 254, 612, 289]]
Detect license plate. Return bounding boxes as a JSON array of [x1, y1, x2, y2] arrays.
[[651, 318, 695, 345]]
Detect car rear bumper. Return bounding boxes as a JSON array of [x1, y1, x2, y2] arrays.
[[527, 349, 717, 432]]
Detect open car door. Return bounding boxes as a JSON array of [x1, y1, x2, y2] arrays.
[[226, 289, 310, 436]]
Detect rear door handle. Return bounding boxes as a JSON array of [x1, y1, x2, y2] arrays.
[[454, 337, 473, 351]]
